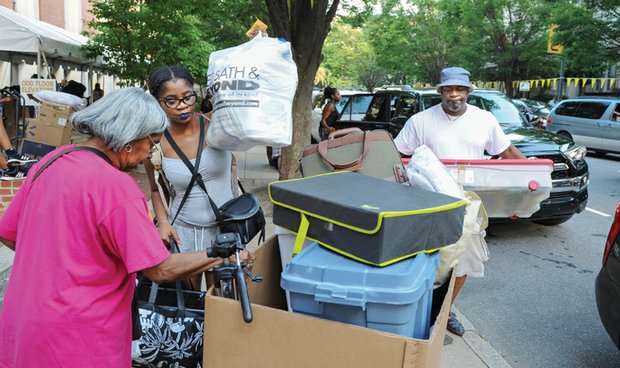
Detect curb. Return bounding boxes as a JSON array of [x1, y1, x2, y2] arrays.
[[453, 306, 513, 368]]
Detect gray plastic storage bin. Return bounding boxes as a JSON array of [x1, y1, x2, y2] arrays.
[[281, 243, 439, 339]]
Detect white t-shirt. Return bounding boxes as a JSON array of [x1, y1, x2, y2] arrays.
[[393, 103, 511, 159]]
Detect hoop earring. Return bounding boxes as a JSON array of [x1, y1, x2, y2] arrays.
[[124, 144, 133, 153]]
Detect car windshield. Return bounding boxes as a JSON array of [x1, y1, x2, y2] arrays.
[[340, 94, 374, 119], [422, 94, 442, 109], [468, 92, 525, 127]]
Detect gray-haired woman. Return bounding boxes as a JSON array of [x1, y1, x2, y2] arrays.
[[0, 88, 237, 367]]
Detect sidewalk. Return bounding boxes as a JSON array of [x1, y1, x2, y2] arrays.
[[0, 145, 513, 367]]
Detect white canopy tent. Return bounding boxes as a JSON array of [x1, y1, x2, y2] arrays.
[[0, 6, 104, 77]]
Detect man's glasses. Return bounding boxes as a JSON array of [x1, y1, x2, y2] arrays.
[[158, 93, 197, 109]]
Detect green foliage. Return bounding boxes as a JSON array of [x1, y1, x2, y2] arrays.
[[441, 0, 558, 95], [552, 0, 618, 75], [321, 19, 375, 89], [365, 2, 417, 84], [85, 0, 220, 86]]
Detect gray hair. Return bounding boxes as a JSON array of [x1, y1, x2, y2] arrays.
[[71, 87, 168, 151]]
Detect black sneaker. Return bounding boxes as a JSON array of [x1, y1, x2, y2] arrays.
[[0, 168, 26, 181], [447, 311, 465, 336], [6, 154, 37, 170]]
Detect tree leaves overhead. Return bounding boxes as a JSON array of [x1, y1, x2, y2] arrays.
[[552, 0, 618, 76], [84, 0, 268, 86]]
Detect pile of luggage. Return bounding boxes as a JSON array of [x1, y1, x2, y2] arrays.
[[271, 129, 468, 339]]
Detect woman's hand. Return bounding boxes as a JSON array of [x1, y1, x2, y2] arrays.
[[157, 222, 181, 245], [327, 127, 336, 133], [230, 250, 256, 270]]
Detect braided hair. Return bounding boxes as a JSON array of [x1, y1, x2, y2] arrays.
[[147, 66, 195, 99], [323, 86, 337, 101]]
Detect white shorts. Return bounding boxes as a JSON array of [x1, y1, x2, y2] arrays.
[[454, 230, 489, 278]]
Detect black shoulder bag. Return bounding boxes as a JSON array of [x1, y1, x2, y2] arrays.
[[164, 115, 265, 245]]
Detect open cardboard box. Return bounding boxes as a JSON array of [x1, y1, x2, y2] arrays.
[[203, 236, 455, 368]]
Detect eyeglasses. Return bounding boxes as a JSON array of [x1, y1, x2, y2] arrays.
[[158, 93, 197, 109], [148, 136, 160, 154]]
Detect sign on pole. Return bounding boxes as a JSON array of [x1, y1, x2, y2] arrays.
[[547, 24, 564, 55], [519, 82, 531, 92]]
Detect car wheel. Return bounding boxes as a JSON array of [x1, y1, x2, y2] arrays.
[[266, 147, 278, 167], [557, 131, 573, 141], [533, 215, 573, 226]]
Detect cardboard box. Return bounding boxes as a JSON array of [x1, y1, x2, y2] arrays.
[[38, 102, 74, 127], [24, 118, 72, 146], [20, 139, 56, 159], [203, 236, 454, 368]]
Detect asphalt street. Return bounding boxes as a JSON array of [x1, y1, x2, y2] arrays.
[[456, 152, 620, 367]]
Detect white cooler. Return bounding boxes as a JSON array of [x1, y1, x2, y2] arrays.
[[441, 159, 553, 218]]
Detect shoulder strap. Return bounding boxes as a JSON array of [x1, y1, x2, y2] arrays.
[[32, 146, 113, 183], [165, 116, 223, 225]]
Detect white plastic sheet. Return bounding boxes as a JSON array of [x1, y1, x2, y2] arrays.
[[206, 36, 298, 151], [405, 145, 464, 199]]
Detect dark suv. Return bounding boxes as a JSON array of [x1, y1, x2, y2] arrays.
[[334, 89, 589, 226]]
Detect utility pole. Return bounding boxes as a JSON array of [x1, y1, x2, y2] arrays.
[[557, 52, 565, 101]]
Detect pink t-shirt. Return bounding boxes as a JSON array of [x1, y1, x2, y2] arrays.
[[0, 146, 170, 368]]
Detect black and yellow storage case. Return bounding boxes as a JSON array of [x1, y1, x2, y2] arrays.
[[269, 171, 467, 266]]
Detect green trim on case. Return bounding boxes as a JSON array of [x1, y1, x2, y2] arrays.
[[268, 172, 467, 235]]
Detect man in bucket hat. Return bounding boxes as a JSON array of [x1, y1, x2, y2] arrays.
[[394, 67, 525, 336]]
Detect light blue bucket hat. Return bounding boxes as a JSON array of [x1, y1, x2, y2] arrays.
[[437, 67, 474, 92]]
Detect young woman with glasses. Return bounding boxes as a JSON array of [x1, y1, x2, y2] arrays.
[[144, 66, 243, 288]]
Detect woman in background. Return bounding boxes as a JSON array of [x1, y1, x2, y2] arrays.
[[319, 86, 341, 140]]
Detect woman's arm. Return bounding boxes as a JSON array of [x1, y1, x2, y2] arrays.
[[141, 249, 254, 284], [143, 159, 180, 244], [0, 237, 15, 251], [320, 103, 336, 132]]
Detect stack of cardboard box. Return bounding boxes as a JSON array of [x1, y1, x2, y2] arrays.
[[21, 102, 75, 158]]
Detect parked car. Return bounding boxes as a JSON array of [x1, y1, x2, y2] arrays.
[[310, 90, 367, 142], [595, 203, 620, 349], [267, 89, 366, 167], [334, 88, 589, 226], [546, 97, 620, 154], [512, 99, 550, 128]]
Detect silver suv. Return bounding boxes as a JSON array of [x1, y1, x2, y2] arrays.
[[547, 97, 620, 154]]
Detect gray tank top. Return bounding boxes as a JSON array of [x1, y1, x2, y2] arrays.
[[163, 147, 233, 227]]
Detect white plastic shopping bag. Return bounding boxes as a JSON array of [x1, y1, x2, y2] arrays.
[[206, 35, 298, 151]]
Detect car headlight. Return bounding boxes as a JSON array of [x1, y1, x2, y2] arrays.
[[565, 145, 587, 162]]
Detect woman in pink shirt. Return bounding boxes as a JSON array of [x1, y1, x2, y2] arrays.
[[0, 88, 234, 367]]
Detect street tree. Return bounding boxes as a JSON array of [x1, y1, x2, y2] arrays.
[[552, 0, 618, 77], [365, 3, 416, 84], [454, 0, 557, 97], [321, 19, 374, 90], [263, 0, 340, 180], [84, 0, 215, 86]]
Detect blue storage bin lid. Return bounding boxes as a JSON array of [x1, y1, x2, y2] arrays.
[[281, 243, 438, 309]]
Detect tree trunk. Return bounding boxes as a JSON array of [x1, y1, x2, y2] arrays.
[[265, 0, 339, 180]]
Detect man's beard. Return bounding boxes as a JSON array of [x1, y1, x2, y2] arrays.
[[445, 100, 465, 112]]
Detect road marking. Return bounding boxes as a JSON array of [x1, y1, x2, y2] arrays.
[[586, 207, 612, 217]]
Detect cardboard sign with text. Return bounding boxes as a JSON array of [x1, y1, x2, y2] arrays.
[[204, 236, 454, 368], [21, 79, 56, 95]]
